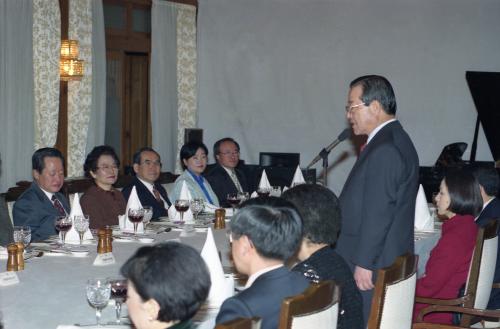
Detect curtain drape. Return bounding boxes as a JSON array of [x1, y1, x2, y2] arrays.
[[33, 0, 60, 150], [0, 0, 35, 192], [85, 0, 106, 156], [151, 0, 197, 174], [67, 0, 92, 177]]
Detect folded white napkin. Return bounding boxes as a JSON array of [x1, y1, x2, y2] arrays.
[[259, 170, 271, 189], [62, 194, 93, 244], [201, 228, 234, 307], [168, 181, 194, 222], [250, 191, 258, 198], [0, 246, 7, 260], [414, 184, 433, 230], [282, 186, 289, 193], [290, 165, 306, 187], [120, 186, 144, 233]]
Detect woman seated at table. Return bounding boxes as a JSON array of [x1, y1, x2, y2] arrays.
[[171, 141, 220, 206], [121, 241, 210, 329], [413, 169, 482, 324], [81, 145, 126, 229]]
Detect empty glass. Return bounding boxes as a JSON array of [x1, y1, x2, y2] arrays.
[[86, 278, 111, 326], [190, 198, 204, 221], [13, 226, 31, 247], [73, 215, 90, 246], [142, 206, 153, 229]]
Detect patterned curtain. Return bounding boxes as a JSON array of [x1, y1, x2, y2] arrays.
[[33, 0, 60, 149], [67, 0, 92, 177], [175, 3, 197, 173]]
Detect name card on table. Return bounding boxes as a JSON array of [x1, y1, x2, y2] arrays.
[[93, 253, 116, 266], [0, 271, 20, 286]]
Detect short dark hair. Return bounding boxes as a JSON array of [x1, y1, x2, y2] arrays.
[[231, 196, 303, 261], [444, 169, 483, 217], [179, 141, 209, 170], [350, 75, 397, 115], [132, 147, 161, 165], [83, 145, 120, 178], [473, 167, 499, 197], [120, 242, 210, 323], [213, 138, 240, 157], [282, 184, 341, 245], [32, 147, 65, 173]]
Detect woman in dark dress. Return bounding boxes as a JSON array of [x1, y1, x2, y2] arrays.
[[283, 184, 364, 329]]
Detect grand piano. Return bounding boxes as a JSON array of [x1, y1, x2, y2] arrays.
[[420, 71, 500, 201]]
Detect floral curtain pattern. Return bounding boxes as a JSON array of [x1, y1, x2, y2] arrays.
[[67, 0, 92, 177], [33, 0, 60, 150], [175, 3, 197, 173]]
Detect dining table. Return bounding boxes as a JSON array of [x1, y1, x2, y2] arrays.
[[1, 218, 440, 329]]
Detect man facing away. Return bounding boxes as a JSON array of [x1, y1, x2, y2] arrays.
[[13, 147, 71, 242], [122, 147, 171, 220], [473, 166, 500, 309], [215, 197, 309, 329], [205, 137, 249, 207], [335, 75, 419, 324]]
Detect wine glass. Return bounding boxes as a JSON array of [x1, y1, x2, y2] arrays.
[[73, 215, 90, 246], [13, 226, 27, 246], [86, 278, 111, 326], [257, 187, 271, 197], [55, 216, 73, 247], [174, 199, 189, 224], [21, 226, 31, 247], [238, 192, 250, 206], [226, 193, 241, 213], [108, 278, 128, 324], [190, 198, 204, 221], [142, 206, 153, 230], [128, 208, 144, 237]]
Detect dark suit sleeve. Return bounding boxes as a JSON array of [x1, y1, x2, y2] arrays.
[[356, 144, 405, 269], [13, 194, 55, 241], [216, 297, 253, 325]]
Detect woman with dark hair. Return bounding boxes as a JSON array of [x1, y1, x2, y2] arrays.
[[81, 145, 126, 228], [121, 242, 210, 329], [282, 184, 363, 329], [171, 141, 219, 206], [413, 169, 483, 324]]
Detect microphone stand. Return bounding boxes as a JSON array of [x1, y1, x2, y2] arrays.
[[318, 147, 331, 186]]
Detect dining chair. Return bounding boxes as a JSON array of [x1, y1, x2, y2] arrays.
[[413, 220, 499, 328], [367, 252, 418, 329], [215, 317, 262, 329], [278, 280, 340, 329]]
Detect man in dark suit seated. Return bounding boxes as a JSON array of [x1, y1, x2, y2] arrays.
[[473, 166, 500, 309], [216, 197, 309, 329], [205, 138, 249, 207], [13, 148, 70, 242], [122, 147, 171, 220]]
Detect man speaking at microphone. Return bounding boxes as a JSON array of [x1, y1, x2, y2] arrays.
[[335, 75, 419, 324]]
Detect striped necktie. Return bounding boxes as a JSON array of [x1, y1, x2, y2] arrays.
[[51, 195, 66, 216], [229, 169, 243, 193]]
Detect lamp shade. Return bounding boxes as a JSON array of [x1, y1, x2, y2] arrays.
[[60, 58, 84, 81]]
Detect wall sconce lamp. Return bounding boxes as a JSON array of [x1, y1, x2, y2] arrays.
[[60, 39, 84, 81]]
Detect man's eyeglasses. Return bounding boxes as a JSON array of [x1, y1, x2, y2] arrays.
[[345, 102, 366, 113], [141, 160, 162, 167], [220, 151, 240, 156]]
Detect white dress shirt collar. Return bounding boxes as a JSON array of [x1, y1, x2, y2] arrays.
[[244, 264, 283, 289], [367, 118, 397, 144]]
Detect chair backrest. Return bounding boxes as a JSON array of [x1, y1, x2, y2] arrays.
[[367, 253, 418, 329], [278, 280, 340, 329], [215, 317, 262, 329], [460, 219, 499, 326]]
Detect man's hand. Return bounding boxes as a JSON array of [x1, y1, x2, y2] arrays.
[[354, 266, 374, 291]]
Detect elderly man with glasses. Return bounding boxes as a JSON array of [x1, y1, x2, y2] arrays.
[[205, 137, 250, 207], [122, 147, 171, 220]]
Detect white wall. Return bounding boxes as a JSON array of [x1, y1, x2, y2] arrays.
[[197, 0, 500, 194]]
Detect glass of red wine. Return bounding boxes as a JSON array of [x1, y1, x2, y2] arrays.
[[174, 199, 190, 224], [55, 215, 73, 247], [128, 208, 144, 236], [108, 278, 128, 324], [226, 193, 241, 213]]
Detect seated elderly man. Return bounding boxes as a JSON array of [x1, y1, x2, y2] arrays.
[[13, 148, 70, 241], [216, 197, 309, 329], [205, 138, 249, 207], [122, 147, 171, 220], [283, 184, 364, 329]]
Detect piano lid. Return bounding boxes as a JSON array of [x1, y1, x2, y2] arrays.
[[466, 71, 500, 162]]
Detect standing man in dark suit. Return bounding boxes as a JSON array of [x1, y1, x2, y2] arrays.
[[336, 75, 419, 323], [216, 197, 309, 329], [122, 147, 171, 220], [13, 148, 70, 242], [473, 166, 500, 309], [205, 138, 249, 207]]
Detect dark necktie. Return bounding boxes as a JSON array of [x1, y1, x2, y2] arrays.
[[51, 195, 66, 216], [153, 185, 162, 202], [360, 143, 367, 153]]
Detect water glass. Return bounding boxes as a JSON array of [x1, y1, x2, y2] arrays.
[[142, 206, 153, 229], [190, 198, 204, 221], [86, 278, 111, 326], [73, 215, 90, 246], [13, 226, 31, 247]]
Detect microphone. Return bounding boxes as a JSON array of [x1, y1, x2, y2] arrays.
[[306, 128, 352, 169]]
